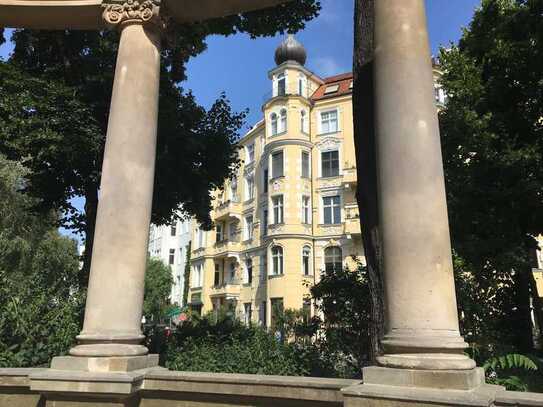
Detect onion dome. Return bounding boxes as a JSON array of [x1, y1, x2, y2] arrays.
[[274, 34, 307, 66]]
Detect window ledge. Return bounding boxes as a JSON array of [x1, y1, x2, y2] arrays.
[[318, 131, 341, 137], [319, 223, 343, 227], [269, 176, 285, 182], [268, 274, 284, 279]]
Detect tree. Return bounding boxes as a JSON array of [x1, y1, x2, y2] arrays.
[[0, 0, 321, 276], [182, 241, 191, 306], [310, 264, 372, 378], [143, 258, 174, 324], [0, 154, 82, 368], [439, 0, 543, 352], [352, 0, 384, 363]]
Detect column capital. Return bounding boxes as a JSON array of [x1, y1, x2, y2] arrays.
[[102, 0, 166, 30]]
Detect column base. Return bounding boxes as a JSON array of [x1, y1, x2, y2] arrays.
[[377, 353, 476, 370], [342, 366, 504, 407], [51, 354, 159, 373]]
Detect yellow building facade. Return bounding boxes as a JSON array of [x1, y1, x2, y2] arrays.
[[187, 36, 364, 326], [187, 38, 446, 326]]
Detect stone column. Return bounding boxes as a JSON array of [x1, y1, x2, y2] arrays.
[[373, 0, 474, 370], [69, 1, 163, 358]]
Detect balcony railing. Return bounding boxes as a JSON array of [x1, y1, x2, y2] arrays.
[[214, 197, 242, 220]]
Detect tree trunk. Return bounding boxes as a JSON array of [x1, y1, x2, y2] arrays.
[[81, 185, 98, 288], [353, 0, 384, 364]]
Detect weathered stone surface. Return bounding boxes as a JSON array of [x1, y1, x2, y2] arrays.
[[363, 367, 485, 391], [51, 354, 159, 372]]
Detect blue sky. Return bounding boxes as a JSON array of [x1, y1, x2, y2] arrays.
[[0, 0, 481, 241]]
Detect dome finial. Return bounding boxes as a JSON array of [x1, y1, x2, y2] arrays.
[[274, 34, 307, 66]]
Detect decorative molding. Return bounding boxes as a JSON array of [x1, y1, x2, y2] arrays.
[[102, 0, 164, 28]]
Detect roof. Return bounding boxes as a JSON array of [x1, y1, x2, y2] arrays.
[[311, 72, 353, 101]]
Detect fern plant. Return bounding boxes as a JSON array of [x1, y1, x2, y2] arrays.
[[483, 353, 538, 392]]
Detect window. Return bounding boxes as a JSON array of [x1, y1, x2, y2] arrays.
[[244, 303, 252, 325], [302, 196, 311, 224], [263, 168, 269, 193], [272, 151, 284, 178], [260, 301, 267, 326], [230, 178, 238, 202], [271, 113, 278, 135], [277, 73, 286, 96], [245, 215, 254, 240], [302, 298, 311, 323], [301, 151, 310, 178], [324, 84, 339, 94], [227, 262, 236, 283], [272, 195, 284, 224], [178, 248, 183, 265], [279, 109, 287, 133], [271, 298, 284, 332], [228, 222, 237, 240], [323, 196, 341, 224], [298, 74, 306, 96], [196, 227, 205, 249], [170, 224, 177, 236], [214, 264, 220, 286], [325, 246, 343, 272], [245, 258, 253, 284], [169, 248, 175, 265], [216, 223, 224, 242], [245, 175, 255, 200], [320, 110, 338, 134], [322, 150, 339, 178], [192, 264, 203, 288], [246, 143, 255, 164], [302, 246, 311, 276], [300, 110, 309, 133], [271, 246, 284, 275], [262, 209, 268, 236], [260, 254, 268, 282]]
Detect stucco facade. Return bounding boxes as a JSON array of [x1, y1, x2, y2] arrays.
[[187, 37, 365, 325]]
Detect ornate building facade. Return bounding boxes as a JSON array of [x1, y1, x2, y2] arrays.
[[187, 36, 445, 326]]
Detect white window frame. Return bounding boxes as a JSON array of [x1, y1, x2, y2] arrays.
[[270, 245, 284, 276], [279, 108, 287, 133], [321, 149, 340, 178], [272, 195, 284, 224], [270, 112, 278, 136], [245, 258, 253, 284], [318, 108, 340, 135], [302, 195, 311, 224], [277, 72, 287, 96], [322, 195, 342, 225], [302, 245, 312, 276], [244, 214, 254, 240], [246, 143, 255, 164], [271, 150, 284, 178], [301, 150, 310, 178], [298, 73, 307, 97], [300, 109, 309, 134], [245, 175, 255, 201]]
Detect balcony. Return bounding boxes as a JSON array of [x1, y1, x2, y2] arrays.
[[344, 207, 361, 236], [342, 168, 357, 188], [209, 281, 241, 299], [214, 237, 241, 258], [214, 197, 242, 221]]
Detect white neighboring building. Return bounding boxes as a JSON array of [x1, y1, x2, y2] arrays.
[[148, 216, 192, 306]]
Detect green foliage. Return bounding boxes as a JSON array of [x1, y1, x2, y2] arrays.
[[143, 258, 174, 324], [310, 263, 371, 377], [484, 354, 538, 372], [165, 313, 329, 377], [182, 241, 191, 306], [440, 0, 543, 352], [0, 155, 83, 367]]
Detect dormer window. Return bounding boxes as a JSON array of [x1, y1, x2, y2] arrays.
[[324, 84, 339, 95], [277, 73, 286, 96]]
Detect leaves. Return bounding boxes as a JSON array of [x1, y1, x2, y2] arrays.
[[484, 353, 538, 372]]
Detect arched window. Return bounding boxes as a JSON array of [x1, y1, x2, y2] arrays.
[[270, 113, 278, 135], [279, 109, 287, 133], [324, 246, 342, 272], [302, 246, 311, 276], [271, 246, 284, 275], [300, 110, 308, 133], [277, 73, 286, 96]]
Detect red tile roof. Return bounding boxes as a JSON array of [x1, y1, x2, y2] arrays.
[[311, 72, 353, 101]]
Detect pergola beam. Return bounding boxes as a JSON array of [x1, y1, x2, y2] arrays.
[[0, 0, 290, 29]]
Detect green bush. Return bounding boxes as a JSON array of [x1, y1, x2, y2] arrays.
[[164, 313, 332, 377]]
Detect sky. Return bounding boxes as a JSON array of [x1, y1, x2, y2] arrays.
[[0, 0, 482, 241]]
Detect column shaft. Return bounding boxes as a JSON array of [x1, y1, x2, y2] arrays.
[[70, 22, 161, 357], [373, 0, 474, 370]]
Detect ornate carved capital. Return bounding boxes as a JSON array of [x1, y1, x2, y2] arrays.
[[102, 0, 164, 29]]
